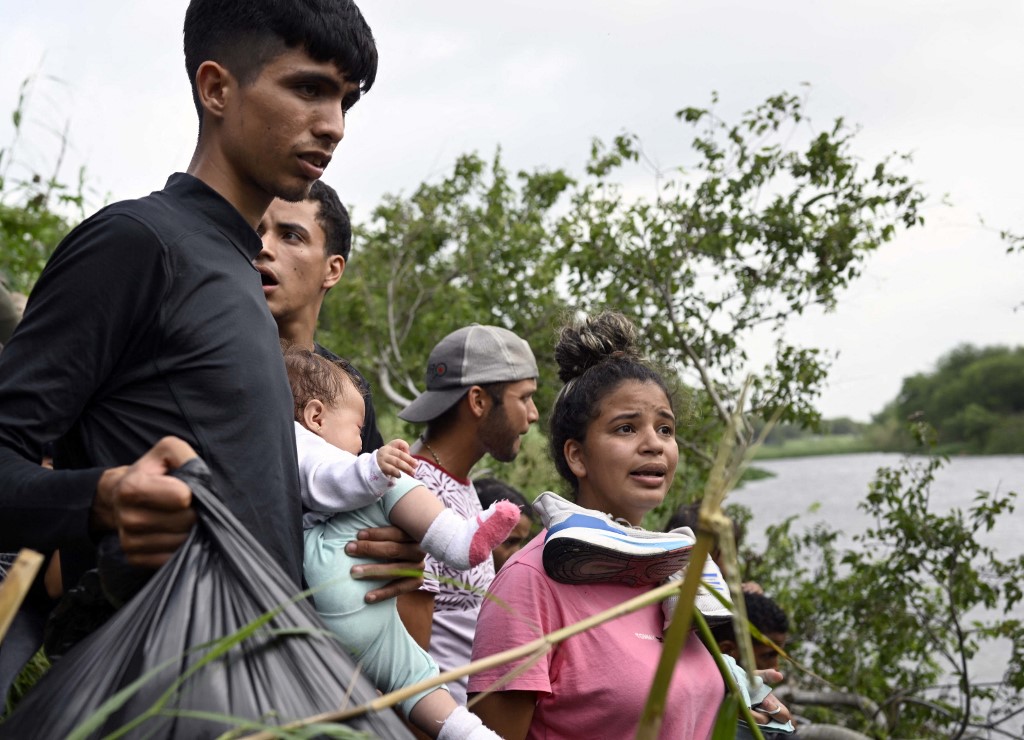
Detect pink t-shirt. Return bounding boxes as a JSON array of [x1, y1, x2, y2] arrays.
[[469, 535, 724, 740]]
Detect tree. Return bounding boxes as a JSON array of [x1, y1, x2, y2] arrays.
[[324, 90, 926, 513], [0, 76, 88, 295], [320, 152, 573, 417], [746, 426, 1024, 739], [871, 345, 1024, 453]]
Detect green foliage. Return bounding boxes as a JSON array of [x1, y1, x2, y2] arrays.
[[320, 90, 925, 503], [0, 76, 88, 294], [561, 91, 922, 442], [746, 425, 1024, 738], [319, 150, 572, 447], [2, 649, 50, 718], [871, 344, 1024, 453]]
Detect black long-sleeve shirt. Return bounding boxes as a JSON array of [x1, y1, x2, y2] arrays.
[[0, 173, 302, 587]]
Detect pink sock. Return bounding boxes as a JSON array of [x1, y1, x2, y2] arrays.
[[468, 501, 520, 567], [420, 501, 521, 570]]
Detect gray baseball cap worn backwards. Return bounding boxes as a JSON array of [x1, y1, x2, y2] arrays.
[[398, 324, 538, 423]]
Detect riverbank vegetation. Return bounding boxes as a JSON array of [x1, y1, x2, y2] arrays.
[[6, 79, 1023, 738], [746, 424, 1024, 738], [755, 345, 1024, 458], [870, 344, 1024, 455]]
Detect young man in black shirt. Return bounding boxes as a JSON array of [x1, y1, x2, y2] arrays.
[[0, 0, 417, 619]]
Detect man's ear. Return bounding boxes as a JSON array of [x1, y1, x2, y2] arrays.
[[194, 60, 234, 122], [322, 254, 345, 291], [302, 399, 326, 431], [466, 385, 491, 420], [564, 439, 587, 479]]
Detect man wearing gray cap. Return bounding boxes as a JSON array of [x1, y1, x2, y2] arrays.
[[397, 324, 539, 705]]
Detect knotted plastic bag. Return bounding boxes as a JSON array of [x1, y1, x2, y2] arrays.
[[1, 457, 411, 739]]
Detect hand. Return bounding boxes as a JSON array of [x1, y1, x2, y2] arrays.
[[92, 436, 199, 569], [346, 525, 426, 603], [749, 673, 793, 726], [741, 580, 765, 595], [375, 439, 418, 478]]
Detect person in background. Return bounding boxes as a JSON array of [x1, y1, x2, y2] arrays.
[[710, 591, 791, 672], [475, 477, 535, 571], [397, 324, 540, 705], [667, 500, 765, 595]]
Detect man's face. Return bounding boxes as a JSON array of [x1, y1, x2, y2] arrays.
[[478, 378, 539, 462], [255, 198, 340, 326], [754, 631, 788, 672], [219, 47, 359, 204]]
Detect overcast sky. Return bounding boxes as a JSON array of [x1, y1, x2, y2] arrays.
[[3, 0, 1022, 420]]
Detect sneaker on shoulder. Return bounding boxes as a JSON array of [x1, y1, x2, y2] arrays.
[[533, 492, 696, 586], [661, 534, 733, 630]]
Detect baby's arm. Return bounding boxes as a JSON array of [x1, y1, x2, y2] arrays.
[[297, 425, 401, 514]]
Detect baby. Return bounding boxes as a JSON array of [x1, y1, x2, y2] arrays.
[[285, 346, 512, 740]]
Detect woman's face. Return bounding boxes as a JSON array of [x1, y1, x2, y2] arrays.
[[564, 379, 678, 526]]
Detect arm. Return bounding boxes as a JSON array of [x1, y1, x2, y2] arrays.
[[471, 691, 537, 740], [397, 589, 435, 650], [296, 426, 395, 513], [467, 551, 554, 736], [0, 213, 172, 554]]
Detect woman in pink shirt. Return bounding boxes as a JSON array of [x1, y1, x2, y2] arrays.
[[468, 312, 726, 739]]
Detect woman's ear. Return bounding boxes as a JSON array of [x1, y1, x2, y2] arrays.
[[563, 438, 587, 479], [302, 399, 325, 431]]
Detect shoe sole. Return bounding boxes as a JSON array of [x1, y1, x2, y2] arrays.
[[543, 522, 694, 586]]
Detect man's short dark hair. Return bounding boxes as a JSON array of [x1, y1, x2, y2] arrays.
[[184, 0, 378, 123], [710, 592, 790, 644], [308, 181, 352, 261]]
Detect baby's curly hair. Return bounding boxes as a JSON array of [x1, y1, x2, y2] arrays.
[[282, 345, 366, 422]]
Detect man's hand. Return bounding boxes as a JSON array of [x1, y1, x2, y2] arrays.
[[375, 439, 418, 478], [346, 525, 426, 603], [92, 436, 199, 569], [749, 669, 794, 725]]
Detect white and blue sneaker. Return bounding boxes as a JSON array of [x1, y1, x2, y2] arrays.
[[532, 492, 696, 586], [662, 533, 733, 629]]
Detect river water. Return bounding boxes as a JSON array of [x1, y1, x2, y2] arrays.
[[731, 453, 1023, 559], [729, 452, 1024, 716]]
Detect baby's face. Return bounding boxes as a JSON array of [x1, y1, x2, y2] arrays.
[[317, 388, 366, 455]]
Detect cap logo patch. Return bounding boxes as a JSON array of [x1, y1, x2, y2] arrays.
[[429, 362, 448, 378]]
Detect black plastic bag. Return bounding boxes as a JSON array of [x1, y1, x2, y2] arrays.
[[1, 457, 411, 739]]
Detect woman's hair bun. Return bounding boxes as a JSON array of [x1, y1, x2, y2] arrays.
[[554, 311, 641, 383]]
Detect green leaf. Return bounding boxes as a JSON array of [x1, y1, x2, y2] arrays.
[[710, 694, 740, 740]]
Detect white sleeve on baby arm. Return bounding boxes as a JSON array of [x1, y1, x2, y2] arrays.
[[294, 421, 395, 513]]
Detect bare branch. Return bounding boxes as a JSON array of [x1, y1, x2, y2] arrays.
[[377, 365, 415, 409]]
